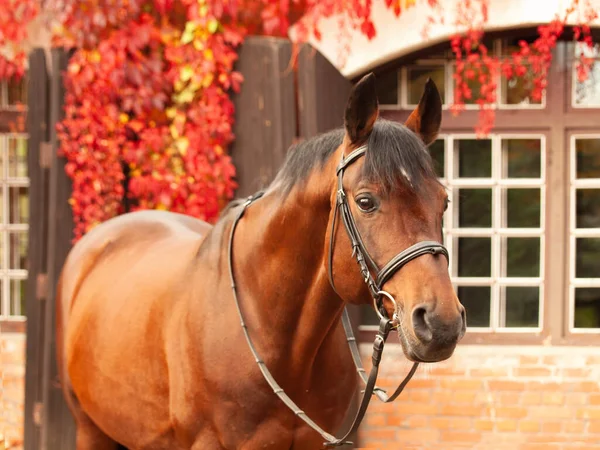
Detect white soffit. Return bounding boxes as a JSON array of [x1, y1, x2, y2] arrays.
[[289, 0, 600, 79]]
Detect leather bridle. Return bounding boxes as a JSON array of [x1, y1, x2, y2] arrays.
[[227, 144, 449, 447]]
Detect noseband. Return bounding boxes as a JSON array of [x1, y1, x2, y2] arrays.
[[227, 144, 449, 447]]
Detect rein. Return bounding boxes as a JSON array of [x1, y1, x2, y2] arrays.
[[227, 145, 449, 447]]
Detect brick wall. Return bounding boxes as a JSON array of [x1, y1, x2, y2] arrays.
[[2, 332, 600, 450], [1, 331, 25, 450], [357, 344, 600, 450]]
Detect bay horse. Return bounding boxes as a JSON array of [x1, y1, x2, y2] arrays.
[[56, 73, 465, 450]]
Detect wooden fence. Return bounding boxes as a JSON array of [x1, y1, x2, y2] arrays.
[[23, 38, 357, 449]]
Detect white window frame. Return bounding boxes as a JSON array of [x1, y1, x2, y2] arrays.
[[568, 134, 600, 333]]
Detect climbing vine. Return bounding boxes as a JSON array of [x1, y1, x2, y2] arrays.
[[2, 0, 599, 240]]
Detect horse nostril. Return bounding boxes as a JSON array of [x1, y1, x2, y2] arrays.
[[412, 305, 433, 344], [459, 304, 467, 334]]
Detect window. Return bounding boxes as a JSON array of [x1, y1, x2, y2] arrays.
[[0, 77, 29, 320], [441, 135, 545, 331], [377, 37, 545, 109], [0, 135, 29, 317], [570, 136, 600, 331]]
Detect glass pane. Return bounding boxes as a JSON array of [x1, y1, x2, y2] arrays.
[[7, 137, 27, 178], [574, 288, 600, 328], [576, 189, 600, 228], [503, 139, 541, 178], [573, 44, 600, 106], [8, 232, 27, 270], [7, 75, 27, 106], [459, 64, 495, 105], [501, 69, 542, 105], [575, 138, 600, 179], [576, 238, 600, 278], [10, 278, 26, 316], [457, 286, 490, 327], [429, 139, 445, 178], [506, 237, 540, 277], [457, 237, 491, 277], [407, 65, 446, 105], [375, 70, 398, 105], [505, 286, 539, 327], [506, 188, 540, 228], [456, 139, 492, 178], [458, 189, 492, 227], [9, 186, 28, 224]]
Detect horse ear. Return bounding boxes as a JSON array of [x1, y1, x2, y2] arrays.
[[405, 78, 442, 146], [344, 72, 379, 144]]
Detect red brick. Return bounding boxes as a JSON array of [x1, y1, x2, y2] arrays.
[[365, 414, 386, 426], [562, 368, 592, 379], [439, 431, 482, 444], [522, 392, 542, 405], [589, 421, 600, 433], [590, 394, 600, 405], [527, 434, 574, 443], [577, 407, 600, 420], [520, 355, 540, 365], [404, 416, 428, 429], [450, 418, 472, 431], [541, 421, 563, 433], [395, 429, 439, 443], [496, 406, 528, 419], [514, 367, 553, 377], [440, 404, 486, 417], [566, 393, 588, 406], [496, 419, 518, 432], [453, 391, 478, 403], [488, 380, 526, 391], [408, 378, 437, 389], [519, 420, 541, 433], [542, 392, 565, 406], [469, 368, 510, 378], [529, 406, 573, 419], [430, 417, 452, 430], [429, 365, 466, 376], [574, 381, 600, 393], [527, 381, 562, 391], [564, 421, 586, 433], [407, 390, 431, 403], [474, 419, 494, 431], [440, 379, 483, 390], [499, 392, 521, 404], [393, 402, 438, 415]]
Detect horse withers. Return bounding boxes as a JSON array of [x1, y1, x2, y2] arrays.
[[56, 73, 465, 449]]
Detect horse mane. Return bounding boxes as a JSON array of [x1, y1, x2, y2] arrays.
[[218, 118, 439, 220], [272, 118, 439, 194]]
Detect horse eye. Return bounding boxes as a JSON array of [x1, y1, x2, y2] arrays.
[[444, 197, 450, 211], [355, 194, 378, 213]]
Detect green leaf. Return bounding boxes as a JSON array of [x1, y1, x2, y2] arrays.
[[180, 65, 194, 82], [208, 19, 219, 34], [181, 21, 197, 45]]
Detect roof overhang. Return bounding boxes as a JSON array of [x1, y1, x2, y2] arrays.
[[289, 0, 600, 79]]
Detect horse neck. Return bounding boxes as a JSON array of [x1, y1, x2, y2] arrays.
[[230, 162, 344, 373]]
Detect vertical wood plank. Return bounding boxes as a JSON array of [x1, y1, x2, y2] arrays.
[[229, 36, 297, 197], [23, 48, 50, 450], [296, 44, 351, 139], [40, 48, 76, 450]]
